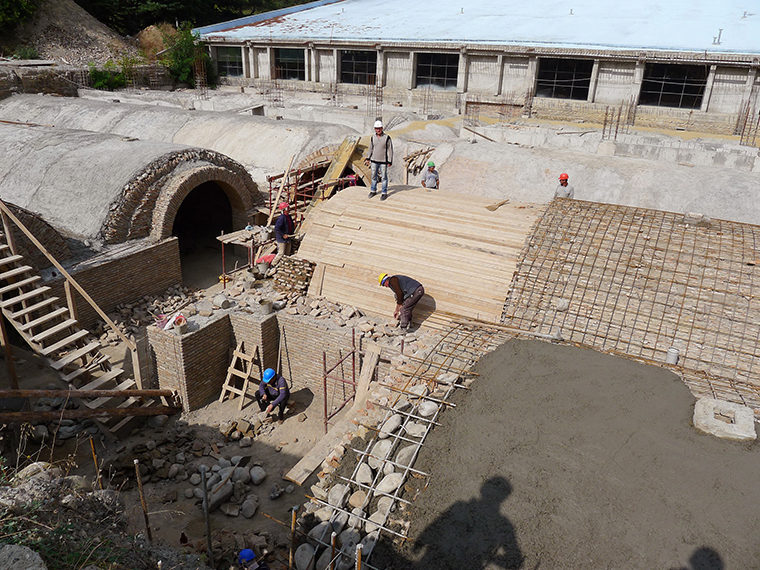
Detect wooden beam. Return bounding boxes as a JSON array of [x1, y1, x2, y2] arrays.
[[0, 405, 180, 423], [0, 389, 175, 398]]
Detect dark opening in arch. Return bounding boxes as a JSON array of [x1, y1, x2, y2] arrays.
[[172, 181, 233, 288]]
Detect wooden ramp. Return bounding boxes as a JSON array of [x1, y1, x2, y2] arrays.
[[298, 186, 543, 323], [316, 135, 360, 200]]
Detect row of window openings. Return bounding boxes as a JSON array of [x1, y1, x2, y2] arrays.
[[217, 48, 711, 110]]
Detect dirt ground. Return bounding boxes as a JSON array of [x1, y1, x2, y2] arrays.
[[375, 339, 760, 569]]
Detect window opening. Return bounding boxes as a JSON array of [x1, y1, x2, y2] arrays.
[[217, 46, 243, 77], [535, 58, 593, 100], [274, 48, 305, 80], [639, 63, 708, 109], [340, 50, 377, 85], [415, 52, 459, 89]]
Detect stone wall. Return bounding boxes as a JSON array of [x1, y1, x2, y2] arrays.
[[229, 312, 280, 375], [46, 238, 181, 329], [148, 314, 232, 412]]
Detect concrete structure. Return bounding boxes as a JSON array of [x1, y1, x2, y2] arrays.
[[0, 94, 357, 186], [196, 0, 760, 135], [0, 121, 260, 245]]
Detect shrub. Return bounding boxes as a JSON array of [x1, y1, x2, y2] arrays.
[[88, 60, 126, 91]]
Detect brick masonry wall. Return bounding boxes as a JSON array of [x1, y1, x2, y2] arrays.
[[46, 238, 181, 329], [229, 311, 280, 375], [148, 314, 232, 412]]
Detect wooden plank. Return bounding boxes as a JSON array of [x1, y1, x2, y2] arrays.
[[0, 405, 180, 423], [39, 329, 89, 356], [317, 135, 360, 200], [353, 343, 381, 409], [284, 416, 354, 485]]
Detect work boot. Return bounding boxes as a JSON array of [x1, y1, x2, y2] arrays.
[[368, 191, 377, 198], [380, 193, 388, 201]]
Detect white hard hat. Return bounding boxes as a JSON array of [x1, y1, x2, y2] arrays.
[[374, 120, 383, 128]]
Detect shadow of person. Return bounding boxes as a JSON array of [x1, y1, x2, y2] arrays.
[[673, 547, 724, 570], [410, 476, 524, 569], [412, 294, 436, 328]]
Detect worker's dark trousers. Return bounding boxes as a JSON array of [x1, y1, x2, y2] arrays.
[[400, 285, 425, 328], [256, 391, 289, 420]]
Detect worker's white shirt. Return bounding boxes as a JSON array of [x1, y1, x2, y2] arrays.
[[554, 184, 575, 199]]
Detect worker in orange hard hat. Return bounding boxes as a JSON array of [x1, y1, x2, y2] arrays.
[[554, 172, 575, 199]]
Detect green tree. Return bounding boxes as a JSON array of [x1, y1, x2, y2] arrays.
[[0, 0, 40, 31], [161, 24, 215, 87]]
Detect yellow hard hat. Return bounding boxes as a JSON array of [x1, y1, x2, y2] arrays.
[[378, 273, 388, 285]]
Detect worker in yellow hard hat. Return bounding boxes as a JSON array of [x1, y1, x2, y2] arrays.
[[378, 273, 424, 331]]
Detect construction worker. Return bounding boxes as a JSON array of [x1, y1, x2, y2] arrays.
[[364, 120, 393, 201], [379, 273, 424, 330], [272, 201, 294, 267], [237, 548, 269, 569], [554, 172, 575, 199], [256, 368, 290, 422], [420, 160, 439, 190]]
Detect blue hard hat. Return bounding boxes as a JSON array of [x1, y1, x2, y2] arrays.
[[263, 368, 276, 383], [239, 548, 256, 563]]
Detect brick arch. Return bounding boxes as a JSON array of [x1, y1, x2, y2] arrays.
[[101, 149, 261, 244], [150, 163, 254, 241]]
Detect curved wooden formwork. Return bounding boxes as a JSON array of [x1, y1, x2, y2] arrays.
[[297, 186, 544, 324]]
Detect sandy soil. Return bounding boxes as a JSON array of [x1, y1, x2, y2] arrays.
[[375, 339, 760, 569]]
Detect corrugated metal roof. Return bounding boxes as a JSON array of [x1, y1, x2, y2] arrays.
[[194, 0, 760, 56]]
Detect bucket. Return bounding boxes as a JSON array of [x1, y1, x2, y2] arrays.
[[259, 299, 273, 314], [666, 347, 680, 365]]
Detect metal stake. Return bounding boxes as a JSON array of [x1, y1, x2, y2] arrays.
[[89, 436, 102, 490], [199, 465, 213, 566], [133, 459, 152, 543], [289, 507, 297, 569]]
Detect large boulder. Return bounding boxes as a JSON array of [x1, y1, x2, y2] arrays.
[[0, 545, 46, 569]]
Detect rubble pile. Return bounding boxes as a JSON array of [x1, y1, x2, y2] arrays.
[[0, 460, 207, 569], [97, 285, 199, 343], [272, 257, 315, 296]]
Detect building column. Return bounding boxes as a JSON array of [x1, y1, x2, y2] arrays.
[[408, 52, 416, 89], [457, 48, 469, 94], [332, 48, 339, 83], [375, 47, 385, 87], [699, 64, 717, 112], [303, 48, 311, 82], [632, 59, 645, 105], [266, 46, 274, 80], [743, 67, 758, 100], [495, 54, 504, 96], [248, 44, 258, 79], [308, 43, 318, 82], [587, 59, 600, 102], [241, 45, 250, 79], [526, 55, 538, 98]]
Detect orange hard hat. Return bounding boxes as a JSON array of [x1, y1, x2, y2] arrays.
[[559, 173, 569, 180]]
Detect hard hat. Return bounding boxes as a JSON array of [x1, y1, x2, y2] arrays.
[[559, 173, 569, 180], [374, 120, 383, 129], [427, 161, 435, 167], [278, 201, 289, 210], [239, 548, 256, 563], [378, 272, 388, 285], [263, 368, 276, 383]]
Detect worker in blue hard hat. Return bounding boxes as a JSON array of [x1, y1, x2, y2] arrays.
[[255, 367, 290, 422], [238, 548, 270, 569]]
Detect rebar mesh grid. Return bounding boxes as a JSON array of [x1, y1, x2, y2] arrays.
[[502, 199, 760, 413]]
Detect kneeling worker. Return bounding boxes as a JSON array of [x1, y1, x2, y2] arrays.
[[379, 273, 425, 330], [256, 368, 290, 422]]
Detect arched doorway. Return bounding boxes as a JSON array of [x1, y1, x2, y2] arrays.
[[172, 181, 233, 288]]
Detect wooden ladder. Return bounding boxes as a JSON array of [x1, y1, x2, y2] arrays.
[[219, 342, 262, 410], [0, 230, 170, 431]]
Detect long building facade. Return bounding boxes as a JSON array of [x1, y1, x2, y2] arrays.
[[196, 0, 760, 135]]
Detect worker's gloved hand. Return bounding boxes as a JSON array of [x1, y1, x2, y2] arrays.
[[266, 404, 273, 414]]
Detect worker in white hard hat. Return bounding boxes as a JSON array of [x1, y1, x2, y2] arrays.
[[364, 119, 393, 201], [420, 160, 439, 190]]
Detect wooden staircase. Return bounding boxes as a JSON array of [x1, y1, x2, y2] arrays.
[[0, 223, 176, 432]]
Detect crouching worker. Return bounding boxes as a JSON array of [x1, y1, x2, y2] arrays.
[[379, 273, 424, 331], [256, 368, 290, 422]]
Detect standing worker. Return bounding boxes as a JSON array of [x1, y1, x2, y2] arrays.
[[272, 201, 294, 267], [420, 160, 439, 190], [379, 273, 425, 331], [365, 120, 393, 201], [554, 172, 575, 199], [256, 368, 290, 423]]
